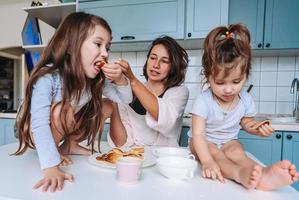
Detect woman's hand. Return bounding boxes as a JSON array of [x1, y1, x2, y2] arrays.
[[115, 59, 136, 83], [201, 160, 224, 183], [101, 62, 127, 85], [33, 165, 74, 192]]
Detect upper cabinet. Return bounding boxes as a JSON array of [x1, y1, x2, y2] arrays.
[[79, 0, 228, 43], [185, 0, 228, 39], [79, 0, 185, 42], [229, 0, 299, 49]]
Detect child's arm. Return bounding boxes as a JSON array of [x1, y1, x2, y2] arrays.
[[241, 117, 274, 137], [33, 166, 73, 192], [191, 115, 224, 182]]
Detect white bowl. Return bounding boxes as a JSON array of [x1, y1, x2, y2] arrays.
[[156, 156, 198, 180], [153, 147, 194, 159]]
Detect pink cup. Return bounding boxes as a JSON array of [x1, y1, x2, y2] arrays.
[[116, 157, 142, 184]]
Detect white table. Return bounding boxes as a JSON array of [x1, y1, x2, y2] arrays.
[[0, 143, 298, 200]]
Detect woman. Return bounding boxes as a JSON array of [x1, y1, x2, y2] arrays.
[[104, 36, 189, 147]]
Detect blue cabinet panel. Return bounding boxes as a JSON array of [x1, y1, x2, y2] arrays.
[[179, 126, 190, 147], [264, 0, 299, 48], [186, 0, 228, 39], [228, 0, 265, 49], [238, 130, 282, 166], [79, 0, 185, 42], [229, 0, 299, 49], [282, 132, 299, 191], [0, 119, 17, 146]]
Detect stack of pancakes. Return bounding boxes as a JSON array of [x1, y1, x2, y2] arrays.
[[96, 147, 144, 164]]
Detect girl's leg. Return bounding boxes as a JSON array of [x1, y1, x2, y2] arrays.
[[208, 142, 261, 189], [102, 99, 127, 147], [221, 140, 263, 189], [50, 103, 91, 157], [222, 140, 299, 190]]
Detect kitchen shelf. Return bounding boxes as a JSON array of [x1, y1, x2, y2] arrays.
[[22, 44, 46, 52], [23, 2, 77, 28]]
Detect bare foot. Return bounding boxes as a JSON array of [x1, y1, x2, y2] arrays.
[[59, 154, 73, 167], [59, 141, 92, 156], [237, 165, 262, 189], [256, 160, 299, 191]]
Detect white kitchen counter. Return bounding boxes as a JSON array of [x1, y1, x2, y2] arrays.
[[2, 112, 299, 132], [0, 113, 17, 119], [0, 142, 298, 200]]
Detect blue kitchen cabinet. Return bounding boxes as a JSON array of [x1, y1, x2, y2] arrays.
[[282, 132, 299, 191], [228, 0, 265, 49], [179, 126, 190, 147], [0, 118, 17, 146], [229, 0, 299, 49], [101, 123, 109, 141], [79, 0, 185, 42], [239, 130, 299, 191], [239, 130, 282, 166], [185, 0, 229, 39]]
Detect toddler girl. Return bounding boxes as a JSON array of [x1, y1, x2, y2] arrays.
[[190, 23, 299, 190]]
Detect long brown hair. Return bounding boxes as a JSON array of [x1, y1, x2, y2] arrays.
[[202, 23, 251, 83], [15, 12, 112, 155], [143, 36, 189, 88]]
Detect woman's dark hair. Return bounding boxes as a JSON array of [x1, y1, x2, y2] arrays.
[[202, 23, 251, 82], [143, 36, 189, 88], [15, 12, 112, 155]]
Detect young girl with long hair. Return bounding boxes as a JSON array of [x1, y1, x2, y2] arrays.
[[14, 12, 132, 192]]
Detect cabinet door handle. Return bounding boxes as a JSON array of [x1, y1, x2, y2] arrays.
[[276, 134, 282, 139], [187, 33, 192, 37], [265, 43, 271, 48], [120, 36, 135, 40], [257, 43, 263, 48], [286, 135, 293, 140]]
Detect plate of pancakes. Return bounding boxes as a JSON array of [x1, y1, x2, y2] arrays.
[[88, 147, 156, 168]]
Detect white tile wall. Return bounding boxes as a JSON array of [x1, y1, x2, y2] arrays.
[[111, 51, 299, 115]]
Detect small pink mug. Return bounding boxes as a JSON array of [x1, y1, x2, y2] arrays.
[[116, 157, 142, 184]]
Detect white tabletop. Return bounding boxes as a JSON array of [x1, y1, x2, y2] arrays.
[[0, 143, 298, 200]]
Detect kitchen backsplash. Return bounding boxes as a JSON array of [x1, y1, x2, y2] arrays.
[[110, 50, 299, 115]]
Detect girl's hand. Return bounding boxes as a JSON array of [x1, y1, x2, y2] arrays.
[[101, 62, 127, 85], [257, 123, 274, 137], [33, 166, 74, 192], [115, 59, 136, 82], [201, 160, 224, 183]]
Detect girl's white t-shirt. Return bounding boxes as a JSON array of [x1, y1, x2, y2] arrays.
[[188, 88, 256, 145]]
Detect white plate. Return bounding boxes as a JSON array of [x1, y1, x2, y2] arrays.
[[88, 150, 156, 169]]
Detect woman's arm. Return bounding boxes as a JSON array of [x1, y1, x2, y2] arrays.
[[117, 59, 159, 120]]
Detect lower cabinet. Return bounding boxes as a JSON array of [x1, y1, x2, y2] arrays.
[[179, 126, 190, 147], [239, 130, 299, 191], [0, 118, 17, 146]]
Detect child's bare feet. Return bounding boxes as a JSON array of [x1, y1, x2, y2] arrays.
[[59, 155, 73, 167], [59, 141, 92, 156], [256, 160, 299, 190], [237, 165, 262, 189]]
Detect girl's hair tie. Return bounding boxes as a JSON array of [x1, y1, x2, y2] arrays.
[[218, 31, 238, 40]]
